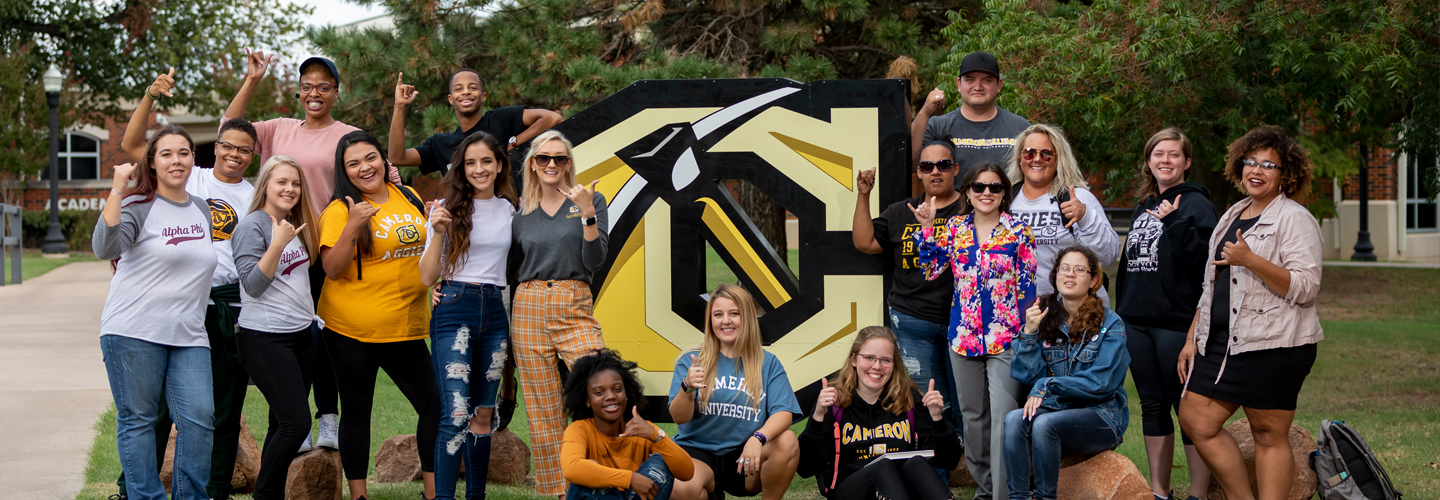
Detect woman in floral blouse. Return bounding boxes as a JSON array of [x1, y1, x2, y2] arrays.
[[912, 161, 1037, 500]]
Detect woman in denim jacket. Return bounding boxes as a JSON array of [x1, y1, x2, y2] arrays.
[[1004, 246, 1130, 500]]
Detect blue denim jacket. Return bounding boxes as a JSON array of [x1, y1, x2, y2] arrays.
[[1011, 307, 1130, 435]]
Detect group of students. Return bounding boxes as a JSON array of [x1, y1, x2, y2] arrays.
[[93, 48, 1325, 500]]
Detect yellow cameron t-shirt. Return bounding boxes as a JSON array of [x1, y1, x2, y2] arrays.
[[318, 184, 430, 342]]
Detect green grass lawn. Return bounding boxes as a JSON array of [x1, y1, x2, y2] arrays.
[[76, 267, 1440, 499], [3, 249, 98, 284]]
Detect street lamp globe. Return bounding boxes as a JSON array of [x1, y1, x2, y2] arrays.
[[43, 64, 63, 93]]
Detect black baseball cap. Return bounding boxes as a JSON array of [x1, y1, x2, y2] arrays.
[[957, 51, 1000, 79], [299, 56, 340, 83]]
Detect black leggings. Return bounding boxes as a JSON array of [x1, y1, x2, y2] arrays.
[[829, 457, 954, 500], [1125, 323, 1192, 444], [236, 327, 313, 500], [324, 328, 440, 480]]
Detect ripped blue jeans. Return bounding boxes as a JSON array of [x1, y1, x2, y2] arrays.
[[430, 281, 510, 500]]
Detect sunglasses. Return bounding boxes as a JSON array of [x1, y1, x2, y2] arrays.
[[917, 159, 955, 174], [533, 154, 571, 167], [969, 182, 1005, 195], [1022, 148, 1056, 162]]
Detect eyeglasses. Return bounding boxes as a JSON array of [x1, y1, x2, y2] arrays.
[[1058, 264, 1091, 275], [215, 141, 254, 157], [1022, 148, 1056, 162], [533, 154, 571, 167], [855, 354, 893, 367], [969, 182, 1004, 195], [917, 159, 955, 174], [1242, 158, 1279, 171], [299, 83, 334, 95]]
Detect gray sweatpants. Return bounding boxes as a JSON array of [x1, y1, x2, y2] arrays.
[[950, 349, 1023, 500]]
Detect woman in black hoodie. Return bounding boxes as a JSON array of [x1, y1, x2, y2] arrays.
[[1115, 128, 1217, 500], [799, 326, 959, 500]]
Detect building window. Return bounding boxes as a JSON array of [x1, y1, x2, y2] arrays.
[[41, 132, 101, 180], [1407, 151, 1438, 232]]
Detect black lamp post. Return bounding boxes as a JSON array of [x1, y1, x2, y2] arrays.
[[41, 64, 68, 256], [1352, 143, 1377, 261]]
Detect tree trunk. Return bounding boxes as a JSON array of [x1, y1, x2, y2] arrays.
[[734, 181, 787, 262]]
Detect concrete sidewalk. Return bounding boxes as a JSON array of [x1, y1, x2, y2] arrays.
[[0, 261, 114, 500]]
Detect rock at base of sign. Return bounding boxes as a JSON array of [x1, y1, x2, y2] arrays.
[[1207, 418, 1318, 500], [1055, 450, 1152, 500], [487, 429, 532, 485], [949, 454, 979, 488], [375, 434, 424, 483], [287, 449, 344, 500], [158, 420, 262, 494]]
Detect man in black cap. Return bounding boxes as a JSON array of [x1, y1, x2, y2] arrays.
[[911, 51, 1031, 186]]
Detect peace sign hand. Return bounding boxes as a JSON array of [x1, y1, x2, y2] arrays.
[[244, 49, 275, 80], [560, 180, 599, 218], [394, 72, 417, 106], [147, 67, 176, 99], [922, 379, 944, 421], [856, 167, 876, 196], [907, 196, 937, 226], [1147, 194, 1181, 220], [343, 196, 379, 230]]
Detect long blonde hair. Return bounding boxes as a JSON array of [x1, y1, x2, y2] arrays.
[[520, 130, 576, 216], [249, 155, 320, 259], [1006, 123, 1089, 197], [830, 326, 916, 415], [683, 284, 766, 408]]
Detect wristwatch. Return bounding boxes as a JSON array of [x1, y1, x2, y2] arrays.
[[582, 215, 598, 226], [650, 425, 667, 443]]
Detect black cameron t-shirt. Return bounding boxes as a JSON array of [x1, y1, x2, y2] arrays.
[[414, 105, 527, 176], [872, 195, 962, 325]]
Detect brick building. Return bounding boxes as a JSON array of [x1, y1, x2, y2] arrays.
[[1319, 144, 1439, 262]]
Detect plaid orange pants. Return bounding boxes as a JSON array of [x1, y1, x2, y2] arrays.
[[512, 279, 606, 495]]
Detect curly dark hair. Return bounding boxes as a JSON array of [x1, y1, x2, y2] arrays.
[[1035, 246, 1106, 345], [1224, 126, 1313, 198], [563, 349, 646, 421]]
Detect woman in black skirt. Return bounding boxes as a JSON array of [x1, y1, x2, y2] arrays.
[[1177, 126, 1324, 500]]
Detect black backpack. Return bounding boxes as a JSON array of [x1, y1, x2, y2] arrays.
[[1311, 419, 1402, 500]]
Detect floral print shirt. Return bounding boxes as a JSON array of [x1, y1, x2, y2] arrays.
[[914, 212, 1038, 356]]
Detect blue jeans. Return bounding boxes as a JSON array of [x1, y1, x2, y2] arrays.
[[889, 308, 959, 434], [1003, 408, 1121, 500], [565, 454, 674, 500], [101, 334, 215, 500], [431, 281, 510, 500]]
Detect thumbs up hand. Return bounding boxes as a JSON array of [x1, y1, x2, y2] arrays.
[[813, 378, 838, 422], [684, 353, 706, 391]]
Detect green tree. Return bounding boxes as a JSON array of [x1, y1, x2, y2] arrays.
[[311, 0, 977, 257], [0, 41, 47, 204], [940, 0, 1440, 207]]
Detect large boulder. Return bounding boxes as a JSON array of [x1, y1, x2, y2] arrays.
[[1056, 450, 1152, 500], [286, 449, 344, 500], [375, 434, 424, 483], [158, 420, 262, 494], [1207, 418, 1318, 500], [948, 455, 979, 488], [488, 429, 532, 485]]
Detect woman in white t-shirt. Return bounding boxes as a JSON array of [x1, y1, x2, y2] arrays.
[[418, 132, 519, 500], [230, 156, 321, 500], [1004, 124, 1121, 304]]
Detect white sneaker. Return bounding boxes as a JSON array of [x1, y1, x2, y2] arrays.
[[317, 413, 339, 450], [298, 433, 314, 454]]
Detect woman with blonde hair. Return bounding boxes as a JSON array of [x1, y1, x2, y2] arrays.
[[1005, 123, 1120, 304], [510, 129, 610, 497], [669, 284, 801, 500], [230, 155, 321, 499], [797, 326, 959, 500]]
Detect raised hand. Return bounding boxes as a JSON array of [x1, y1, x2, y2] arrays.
[[922, 379, 944, 421], [907, 196, 937, 226], [629, 471, 658, 500], [1146, 194, 1181, 220], [147, 67, 176, 99], [813, 378, 837, 422], [244, 49, 275, 80], [1060, 186, 1087, 228], [1213, 229, 1254, 268], [856, 167, 876, 196], [1023, 302, 1049, 335], [429, 206, 452, 235], [920, 88, 946, 115], [394, 72, 417, 106], [617, 406, 655, 440], [685, 354, 706, 391], [270, 215, 306, 246], [560, 180, 599, 218], [111, 163, 138, 192], [344, 196, 379, 230]]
